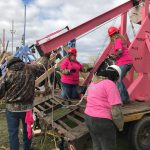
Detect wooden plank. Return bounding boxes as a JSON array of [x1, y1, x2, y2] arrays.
[[54, 108, 76, 121], [67, 115, 82, 125], [74, 111, 85, 119], [52, 122, 76, 141], [53, 96, 72, 105], [45, 104, 62, 114], [53, 96, 64, 103], [69, 123, 89, 139], [122, 101, 150, 115], [33, 107, 46, 117], [45, 102, 52, 108], [122, 101, 150, 109], [35, 57, 65, 86], [50, 99, 60, 105], [0, 52, 6, 64], [57, 120, 72, 130], [38, 105, 46, 111], [34, 95, 52, 106]]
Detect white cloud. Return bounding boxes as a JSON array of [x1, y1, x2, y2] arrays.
[[0, 0, 133, 62]]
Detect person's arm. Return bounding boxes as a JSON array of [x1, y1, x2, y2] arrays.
[[110, 49, 123, 60], [107, 81, 124, 131], [114, 49, 123, 59], [113, 38, 124, 59], [111, 105, 124, 131], [29, 56, 48, 78], [0, 79, 6, 99]]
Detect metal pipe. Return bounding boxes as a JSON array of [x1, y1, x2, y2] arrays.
[[23, 5, 26, 46]]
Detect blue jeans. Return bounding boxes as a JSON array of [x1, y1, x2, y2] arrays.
[[6, 111, 32, 150], [117, 64, 133, 103], [61, 82, 79, 99]]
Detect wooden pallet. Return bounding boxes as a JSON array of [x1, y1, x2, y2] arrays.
[[34, 95, 87, 141], [34, 94, 150, 142]]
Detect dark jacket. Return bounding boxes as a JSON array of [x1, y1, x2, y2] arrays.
[[0, 56, 48, 112]]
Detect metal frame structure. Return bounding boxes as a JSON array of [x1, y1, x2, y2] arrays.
[[33, 1, 150, 149], [36, 0, 150, 101]]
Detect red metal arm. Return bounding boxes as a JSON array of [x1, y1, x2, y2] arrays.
[[39, 1, 134, 54]]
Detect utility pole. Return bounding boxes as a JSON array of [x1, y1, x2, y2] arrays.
[[23, 4, 27, 46], [0, 39, 2, 53], [10, 20, 16, 54], [3, 29, 5, 52]]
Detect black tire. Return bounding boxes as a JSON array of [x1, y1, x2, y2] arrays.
[[131, 116, 150, 150]]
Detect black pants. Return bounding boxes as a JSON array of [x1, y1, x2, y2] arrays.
[[85, 114, 116, 150]]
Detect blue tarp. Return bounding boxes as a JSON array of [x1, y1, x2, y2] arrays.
[[67, 39, 76, 48], [15, 45, 36, 63], [22, 0, 31, 5], [0, 59, 7, 77], [63, 39, 76, 57]]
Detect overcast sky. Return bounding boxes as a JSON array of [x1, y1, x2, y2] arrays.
[[0, 0, 138, 62]]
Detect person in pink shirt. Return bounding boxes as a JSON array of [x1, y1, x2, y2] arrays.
[[60, 48, 84, 99], [85, 64, 124, 150], [108, 26, 133, 104]]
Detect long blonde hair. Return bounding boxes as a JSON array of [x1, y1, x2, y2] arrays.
[[110, 33, 127, 46]]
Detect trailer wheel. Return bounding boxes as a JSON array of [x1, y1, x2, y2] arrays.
[[132, 116, 150, 150]]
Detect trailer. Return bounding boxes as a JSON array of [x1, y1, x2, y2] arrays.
[[33, 0, 150, 149]]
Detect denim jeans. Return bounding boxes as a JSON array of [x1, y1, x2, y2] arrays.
[[6, 111, 32, 150], [117, 64, 133, 103], [61, 82, 79, 99], [85, 114, 116, 150]]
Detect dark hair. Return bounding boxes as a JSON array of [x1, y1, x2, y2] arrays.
[[95, 57, 113, 76], [7, 57, 23, 68], [106, 68, 119, 82], [95, 58, 119, 82]]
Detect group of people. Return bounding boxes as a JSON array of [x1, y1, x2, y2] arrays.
[[60, 26, 133, 150], [0, 26, 133, 150], [60, 26, 133, 102]]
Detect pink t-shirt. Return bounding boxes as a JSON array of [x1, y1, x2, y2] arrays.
[[114, 38, 132, 66], [84, 79, 122, 120], [60, 57, 83, 85]]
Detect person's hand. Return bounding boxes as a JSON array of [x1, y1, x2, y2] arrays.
[[70, 68, 76, 73]]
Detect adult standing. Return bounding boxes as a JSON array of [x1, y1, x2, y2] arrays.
[[0, 56, 48, 150], [60, 48, 83, 99], [108, 26, 133, 103], [85, 64, 124, 150]]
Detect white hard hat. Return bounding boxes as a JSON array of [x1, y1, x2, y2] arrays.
[[107, 65, 121, 81]]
